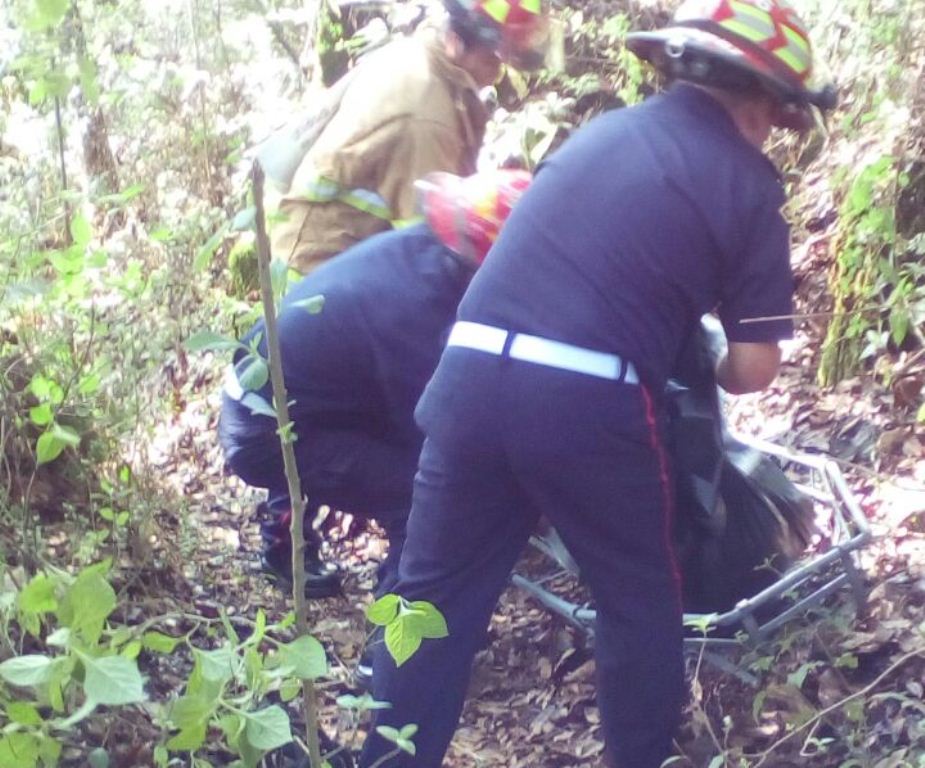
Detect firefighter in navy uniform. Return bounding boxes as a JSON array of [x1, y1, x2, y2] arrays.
[[218, 171, 531, 600], [360, 1, 837, 766]]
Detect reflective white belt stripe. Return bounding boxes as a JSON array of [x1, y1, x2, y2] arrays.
[[447, 321, 508, 354], [223, 364, 272, 413], [224, 364, 244, 399], [446, 321, 639, 385]]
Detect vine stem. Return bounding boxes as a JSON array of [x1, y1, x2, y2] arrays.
[[748, 648, 924, 767], [252, 161, 323, 768]]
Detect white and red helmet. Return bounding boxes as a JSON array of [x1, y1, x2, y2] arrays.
[[626, 0, 836, 130]]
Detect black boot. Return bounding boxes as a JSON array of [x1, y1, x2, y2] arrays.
[[256, 502, 342, 599], [260, 544, 342, 599]]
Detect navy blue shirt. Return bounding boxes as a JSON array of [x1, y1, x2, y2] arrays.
[[459, 85, 794, 388], [225, 223, 472, 446]]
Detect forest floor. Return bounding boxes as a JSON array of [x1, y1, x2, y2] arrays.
[[119, 276, 925, 767]]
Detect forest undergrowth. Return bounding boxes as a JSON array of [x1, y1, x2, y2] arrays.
[[0, 0, 923, 766]]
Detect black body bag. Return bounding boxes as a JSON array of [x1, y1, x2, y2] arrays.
[[667, 320, 816, 615]]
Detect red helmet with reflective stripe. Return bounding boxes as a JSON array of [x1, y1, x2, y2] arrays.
[[445, 0, 550, 70], [626, 0, 836, 130], [417, 169, 532, 265]]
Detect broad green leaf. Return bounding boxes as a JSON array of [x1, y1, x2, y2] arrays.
[[142, 631, 181, 654], [280, 678, 301, 702], [81, 654, 145, 706], [169, 691, 217, 730], [399, 724, 418, 739], [0, 733, 40, 768], [184, 330, 241, 353], [51, 423, 80, 448], [58, 569, 116, 644], [0, 654, 53, 687], [375, 724, 416, 754], [272, 635, 327, 680], [46, 627, 70, 647], [18, 573, 58, 616], [70, 213, 92, 247], [88, 747, 110, 768], [384, 618, 422, 668], [237, 355, 268, 391], [195, 644, 237, 683], [367, 594, 401, 626], [243, 705, 292, 751], [244, 394, 277, 419], [36, 431, 65, 465], [217, 712, 245, 741], [406, 601, 448, 639], [122, 641, 142, 660], [34, 0, 69, 28], [6, 702, 42, 726], [166, 721, 207, 752], [77, 373, 101, 396], [29, 403, 53, 426]]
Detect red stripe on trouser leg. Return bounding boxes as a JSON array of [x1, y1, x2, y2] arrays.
[[639, 384, 683, 600]]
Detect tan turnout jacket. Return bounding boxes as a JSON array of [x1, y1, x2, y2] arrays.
[[272, 31, 488, 274]]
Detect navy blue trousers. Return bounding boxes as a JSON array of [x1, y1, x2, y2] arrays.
[[360, 350, 684, 768], [219, 394, 418, 595]]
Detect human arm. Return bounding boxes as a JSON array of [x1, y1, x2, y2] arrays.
[[715, 341, 781, 394]]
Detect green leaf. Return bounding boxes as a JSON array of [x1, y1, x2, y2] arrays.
[[375, 725, 416, 755], [243, 706, 292, 751], [51, 423, 80, 447], [0, 733, 40, 768], [707, 756, 724, 768], [336, 693, 391, 711], [77, 373, 101, 396], [169, 691, 217, 730], [70, 213, 92, 247], [6, 702, 42, 727], [280, 678, 301, 702], [29, 404, 53, 426], [384, 618, 422, 668], [231, 206, 256, 231], [166, 721, 207, 752], [270, 259, 290, 300], [290, 294, 325, 315], [272, 635, 328, 680], [237, 355, 269, 391], [81, 654, 146, 706], [58, 568, 116, 645], [88, 747, 110, 768], [78, 57, 100, 105], [185, 330, 241, 353], [0, 654, 53, 687], [406, 601, 448, 639], [36, 431, 66, 465], [194, 227, 226, 271], [244, 394, 277, 419], [142, 631, 181, 654], [35, 0, 69, 26], [195, 644, 237, 683], [367, 594, 400, 626], [18, 573, 58, 615]]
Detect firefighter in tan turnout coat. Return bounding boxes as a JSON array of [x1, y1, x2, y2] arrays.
[[271, 0, 551, 274]]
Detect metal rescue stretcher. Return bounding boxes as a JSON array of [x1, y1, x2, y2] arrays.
[[511, 331, 872, 680]]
